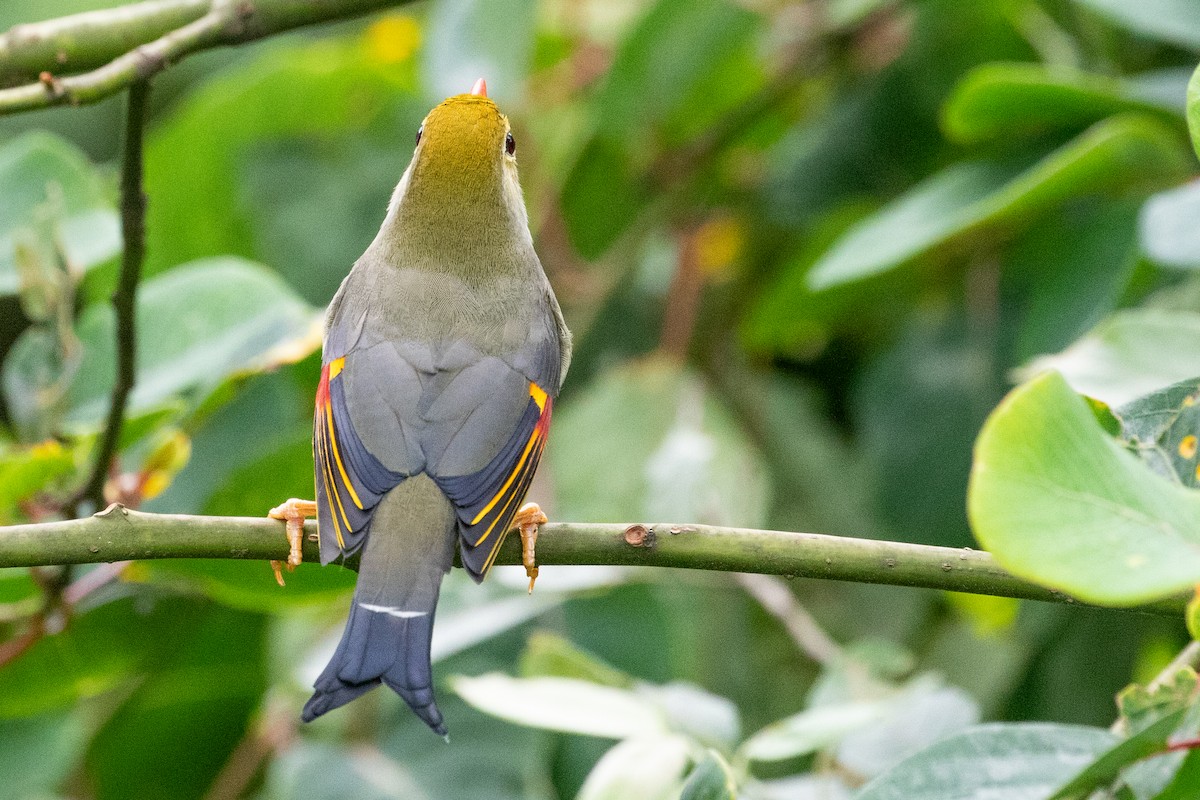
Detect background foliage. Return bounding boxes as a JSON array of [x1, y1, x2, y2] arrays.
[[2, 0, 1200, 797]]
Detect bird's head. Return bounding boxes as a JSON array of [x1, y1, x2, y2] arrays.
[[399, 79, 522, 214]]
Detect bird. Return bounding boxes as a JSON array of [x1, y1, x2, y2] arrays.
[[268, 78, 571, 736]]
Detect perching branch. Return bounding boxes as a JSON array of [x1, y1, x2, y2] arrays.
[[0, 506, 1185, 617], [0, 0, 412, 116], [77, 80, 150, 511]]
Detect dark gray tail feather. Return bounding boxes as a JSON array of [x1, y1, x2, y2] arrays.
[[301, 591, 445, 734], [301, 475, 456, 735]]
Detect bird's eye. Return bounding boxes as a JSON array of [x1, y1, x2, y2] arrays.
[[505, 131, 516, 156], [415, 125, 423, 146]]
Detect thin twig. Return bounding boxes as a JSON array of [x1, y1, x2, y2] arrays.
[[736, 573, 843, 665], [62, 561, 132, 605], [0, 0, 413, 115], [0, 505, 1188, 618], [78, 80, 150, 511]]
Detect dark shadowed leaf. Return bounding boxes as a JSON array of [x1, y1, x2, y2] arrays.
[[1073, 0, 1200, 49], [1109, 377, 1200, 486], [807, 115, 1189, 290], [943, 63, 1184, 144]]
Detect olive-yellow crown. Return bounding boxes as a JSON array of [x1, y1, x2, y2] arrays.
[[407, 79, 517, 201]]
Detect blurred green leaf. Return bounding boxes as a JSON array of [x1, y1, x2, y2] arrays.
[[0, 132, 117, 296], [639, 682, 740, 751], [856, 723, 1118, 799], [679, 749, 737, 800], [943, 63, 1184, 144], [3, 257, 319, 438], [560, 136, 647, 259], [835, 678, 980, 779], [265, 740, 423, 800], [551, 358, 770, 528], [1109, 376, 1200, 486], [0, 593, 220, 718], [593, 0, 758, 139], [422, 0, 537, 107], [0, 568, 37, 604], [808, 114, 1189, 290], [1189, 65, 1200, 159], [1073, 0, 1200, 50], [558, 0, 761, 258], [1021, 309, 1200, 406], [1008, 199, 1140, 362], [1141, 180, 1200, 269], [0, 439, 77, 522], [853, 307, 999, 546], [576, 735, 691, 800], [144, 36, 423, 289], [84, 603, 266, 800], [739, 701, 887, 763], [451, 673, 668, 738], [1154, 749, 1200, 799], [519, 631, 634, 687], [0, 711, 89, 800], [969, 371, 1200, 605]]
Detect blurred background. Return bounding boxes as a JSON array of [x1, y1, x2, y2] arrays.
[[1, 0, 1199, 797]]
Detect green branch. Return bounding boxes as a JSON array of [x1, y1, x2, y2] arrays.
[[0, 506, 1184, 616], [0, 0, 412, 115]]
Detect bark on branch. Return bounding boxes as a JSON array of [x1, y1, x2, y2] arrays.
[[0, 505, 1185, 617], [0, 0, 412, 115]]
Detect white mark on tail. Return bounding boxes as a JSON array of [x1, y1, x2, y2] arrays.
[[359, 603, 429, 618]]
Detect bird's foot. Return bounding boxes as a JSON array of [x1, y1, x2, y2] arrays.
[[514, 502, 548, 594], [268, 498, 316, 586]]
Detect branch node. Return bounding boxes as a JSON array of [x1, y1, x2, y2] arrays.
[[93, 502, 128, 519], [37, 70, 64, 98], [623, 524, 653, 548]]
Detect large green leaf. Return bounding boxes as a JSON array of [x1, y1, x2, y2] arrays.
[[969, 371, 1200, 605], [807, 114, 1189, 290], [943, 63, 1184, 144], [2, 257, 320, 438], [0, 132, 118, 296], [1021, 309, 1200, 406], [857, 723, 1118, 799], [1073, 0, 1200, 50]]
